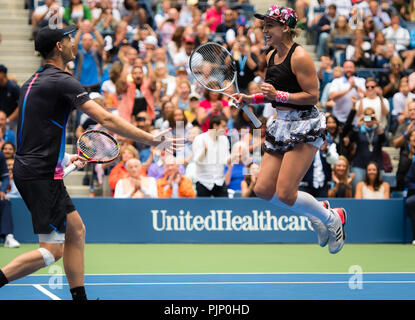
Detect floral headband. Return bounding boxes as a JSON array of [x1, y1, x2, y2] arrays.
[[254, 5, 298, 28]]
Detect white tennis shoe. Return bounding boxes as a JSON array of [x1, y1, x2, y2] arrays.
[[309, 201, 330, 247], [327, 208, 347, 254], [4, 234, 20, 248]]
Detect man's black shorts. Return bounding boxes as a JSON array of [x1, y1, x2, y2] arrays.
[[14, 177, 76, 234]]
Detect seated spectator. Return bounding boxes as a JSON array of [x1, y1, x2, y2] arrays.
[[328, 156, 354, 198], [130, 65, 156, 121], [0, 111, 16, 149], [120, 0, 148, 32], [159, 7, 179, 46], [101, 61, 123, 102], [109, 144, 140, 193], [197, 83, 230, 132], [192, 115, 230, 197], [241, 162, 260, 198], [232, 35, 258, 93], [392, 77, 415, 126], [329, 60, 366, 124], [382, 12, 410, 54], [225, 141, 251, 193], [157, 156, 195, 198], [133, 112, 154, 164], [173, 35, 196, 74], [314, 4, 337, 58], [350, 108, 387, 191], [356, 77, 390, 130], [327, 15, 353, 66], [394, 103, 415, 190], [345, 28, 373, 68], [114, 158, 157, 198], [64, 0, 92, 25], [326, 113, 355, 162], [205, 0, 226, 32], [185, 92, 201, 126], [0, 65, 20, 131], [371, 31, 396, 68], [155, 62, 176, 98], [171, 80, 191, 111], [5, 158, 19, 198], [147, 149, 186, 180], [215, 8, 237, 47], [93, 0, 121, 36], [167, 26, 185, 60], [110, 76, 134, 121], [164, 108, 193, 138], [0, 151, 19, 248], [367, 0, 391, 30], [154, 100, 175, 130], [355, 161, 390, 198], [379, 56, 407, 99], [404, 159, 415, 245], [1, 142, 15, 160], [317, 55, 334, 93], [73, 27, 105, 93], [32, 0, 65, 39], [194, 24, 210, 48], [320, 66, 343, 112]]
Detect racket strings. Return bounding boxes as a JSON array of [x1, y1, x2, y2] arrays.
[[78, 132, 119, 162], [190, 43, 235, 91]]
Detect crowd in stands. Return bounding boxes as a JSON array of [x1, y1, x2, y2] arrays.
[[5, 0, 415, 213]]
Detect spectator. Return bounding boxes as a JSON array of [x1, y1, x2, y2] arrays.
[[64, 0, 92, 25], [382, 12, 410, 53], [75, 92, 107, 139], [356, 77, 390, 130], [392, 76, 414, 126], [101, 61, 123, 102], [0, 65, 20, 131], [232, 35, 258, 93], [379, 56, 407, 99], [0, 111, 16, 149], [159, 7, 179, 47], [394, 101, 415, 190], [355, 161, 390, 198], [171, 79, 191, 111], [94, 0, 121, 35], [172, 36, 196, 74], [327, 15, 353, 66], [167, 26, 185, 60], [215, 8, 237, 47], [108, 144, 139, 193], [155, 100, 175, 130], [154, 0, 171, 29], [328, 155, 354, 198], [317, 55, 334, 94], [73, 28, 105, 93], [404, 158, 415, 244], [194, 23, 210, 48], [155, 62, 176, 98], [345, 28, 373, 68], [130, 65, 156, 121], [165, 108, 193, 138], [362, 15, 378, 40], [371, 31, 396, 68], [192, 115, 230, 197], [197, 81, 230, 132], [320, 65, 343, 112], [350, 108, 387, 190], [1, 142, 15, 161], [147, 149, 186, 180], [367, 0, 391, 29], [205, 0, 226, 32], [133, 112, 154, 163], [329, 60, 366, 124], [114, 158, 157, 198], [31, 0, 65, 39], [0, 151, 19, 248], [5, 158, 19, 198], [241, 162, 260, 198], [157, 156, 196, 198], [326, 113, 355, 162], [225, 141, 251, 193], [185, 92, 201, 126], [314, 3, 337, 58], [120, 0, 147, 30]]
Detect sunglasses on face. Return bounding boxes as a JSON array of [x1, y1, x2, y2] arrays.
[[366, 85, 376, 89]]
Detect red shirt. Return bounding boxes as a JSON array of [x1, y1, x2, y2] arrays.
[[199, 99, 229, 132], [205, 7, 224, 32]]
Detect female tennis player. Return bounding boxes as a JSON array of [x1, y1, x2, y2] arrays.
[[234, 5, 346, 254], [0, 25, 182, 300]]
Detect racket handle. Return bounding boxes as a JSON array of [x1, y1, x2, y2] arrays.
[[241, 105, 262, 128], [63, 163, 78, 178]]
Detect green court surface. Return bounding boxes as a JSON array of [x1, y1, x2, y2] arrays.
[[1, 244, 414, 274]]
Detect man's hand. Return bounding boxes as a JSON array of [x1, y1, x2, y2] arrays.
[[0, 191, 9, 201]]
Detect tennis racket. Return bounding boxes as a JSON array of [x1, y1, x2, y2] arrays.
[[63, 129, 120, 178], [189, 42, 262, 128]]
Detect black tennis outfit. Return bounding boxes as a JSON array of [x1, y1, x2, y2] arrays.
[[263, 43, 326, 154], [13, 64, 90, 234]]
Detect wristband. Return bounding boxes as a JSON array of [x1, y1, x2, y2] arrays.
[[252, 93, 265, 104], [275, 90, 290, 103]]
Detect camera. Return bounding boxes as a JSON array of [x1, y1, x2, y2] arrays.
[[363, 115, 374, 122]]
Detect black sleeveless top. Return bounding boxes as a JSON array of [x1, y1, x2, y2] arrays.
[[265, 43, 314, 111]]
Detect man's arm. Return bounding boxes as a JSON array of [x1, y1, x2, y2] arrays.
[[77, 99, 159, 147], [93, 27, 105, 54], [73, 29, 82, 56]]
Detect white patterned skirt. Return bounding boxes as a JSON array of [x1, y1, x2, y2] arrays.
[[264, 106, 326, 155]]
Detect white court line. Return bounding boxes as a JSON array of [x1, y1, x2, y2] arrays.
[[26, 272, 415, 276], [6, 280, 415, 287], [32, 284, 61, 300]]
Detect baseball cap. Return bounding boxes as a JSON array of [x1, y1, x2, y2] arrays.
[[35, 25, 78, 56], [254, 5, 298, 28], [144, 35, 158, 47], [176, 66, 187, 75], [237, 15, 247, 26], [189, 92, 200, 100], [0, 64, 7, 74]]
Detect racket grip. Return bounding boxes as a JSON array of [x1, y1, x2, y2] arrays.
[[63, 163, 78, 178], [242, 105, 262, 128]]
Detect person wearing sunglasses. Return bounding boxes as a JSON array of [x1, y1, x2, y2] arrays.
[[356, 77, 389, 130]]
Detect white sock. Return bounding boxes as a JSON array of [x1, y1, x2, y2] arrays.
[[270, 191, 332, 225]]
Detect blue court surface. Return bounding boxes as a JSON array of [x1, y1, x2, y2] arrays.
[[1, 273, 415, 300]]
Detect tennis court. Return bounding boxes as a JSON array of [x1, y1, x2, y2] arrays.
[[1, 244, 414, 300]]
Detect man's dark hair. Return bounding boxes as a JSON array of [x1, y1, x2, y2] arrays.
[[0, 64, 7, 75], [209, 114, 227, 129]]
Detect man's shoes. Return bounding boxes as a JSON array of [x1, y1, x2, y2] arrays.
[[327, 208, 347, 254], [4, 234, 20, 248]]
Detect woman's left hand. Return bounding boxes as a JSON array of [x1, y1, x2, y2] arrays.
[[260, 82, 277, 100], [69, 155, 87, 170]]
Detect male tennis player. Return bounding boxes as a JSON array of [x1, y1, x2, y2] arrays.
[[0, 25, 179, 300]]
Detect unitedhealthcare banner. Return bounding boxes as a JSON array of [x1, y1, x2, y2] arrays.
[[10, 198, 411, 243]]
